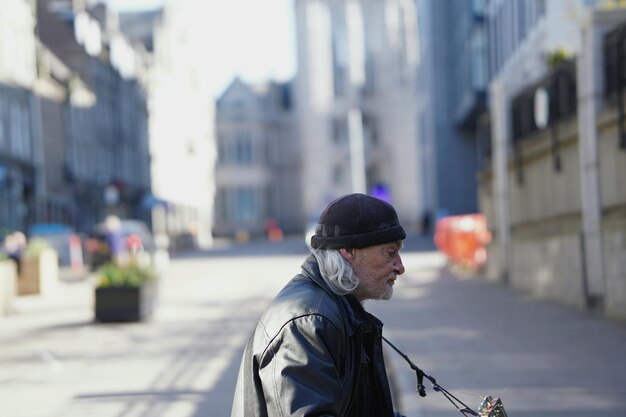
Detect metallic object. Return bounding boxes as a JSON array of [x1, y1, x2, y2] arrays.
[[478, 396, 508, 417], [383, 337, 511, 416], [383, 336, 480, 416]]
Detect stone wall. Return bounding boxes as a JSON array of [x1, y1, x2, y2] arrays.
[[480, 107, 626, 319], [597, 109, 626, 319], [507, 119, 581, 225], [477, 172, 501, 283], [603, 212, 626, 320], [480, 115, 587, 309], [509, 219, 586, 309]]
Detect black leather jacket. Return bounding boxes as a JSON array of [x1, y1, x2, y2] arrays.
[[231, 254, 396, 417]]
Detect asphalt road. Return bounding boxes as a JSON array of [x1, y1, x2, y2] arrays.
[[1, 234, 626, 417]]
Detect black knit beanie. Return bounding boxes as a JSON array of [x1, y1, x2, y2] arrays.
[[310, 193, 406, 249]]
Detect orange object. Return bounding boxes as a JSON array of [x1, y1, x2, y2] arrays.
[[265, 219, 284, 242], [434, 214, 492, 269]]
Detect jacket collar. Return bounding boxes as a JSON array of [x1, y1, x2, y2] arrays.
[[300, 253, 374, 335]]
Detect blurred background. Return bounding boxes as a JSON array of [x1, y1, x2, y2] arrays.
[[2, 0, 626, 416], [2, 0, 625, 319]]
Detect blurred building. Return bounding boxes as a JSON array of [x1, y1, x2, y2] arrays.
[[117, 8, 161, 54], [33, 41, 95, 229], [479, 0, 626, 320], [413, 0, 487, 231], [146, 0, 216, 249], [0, 0, 152, 236], [1, 0, 216, 249], [0, 0, 39, 235], [294, 0, 421, 229], [34, 0, 152, 231], [214, 78, 301, 239]]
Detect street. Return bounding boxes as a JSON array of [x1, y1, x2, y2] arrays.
[[1, 235, 626, 417]]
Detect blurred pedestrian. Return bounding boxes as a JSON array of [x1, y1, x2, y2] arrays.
[[103, 215, 125, 265], [231, 193, 407, 417], [3, 231, 26, 274]]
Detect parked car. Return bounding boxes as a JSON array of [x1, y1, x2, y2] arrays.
[[85, 219, 155, 270], [28, 223, 83, 268]]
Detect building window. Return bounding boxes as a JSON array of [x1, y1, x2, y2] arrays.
[[489, 7, 500, 77], [362, 114, 378, 148], [22, 104, 31, 158], [10, 103, 30, 159], [333, 163, 345, 185], [332, 116, 348, 144], [217, 135, 226, 164], [235, 133, 253, 164], [471, 25, 487, 90], [331, 10, 347, 98], [0, 97, 5, 147], [232, 100, 244, 121], [517, 0, 527, 43], [236, 187, 256, 222], [507, 0, 515, 52], [364, 54, 376, 94], [497, 4, 504, 73], [216, 188, 229, 223], [488, 8, 494, 76]]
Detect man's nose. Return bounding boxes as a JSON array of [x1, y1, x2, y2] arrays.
[[394, 255, 405, 275]]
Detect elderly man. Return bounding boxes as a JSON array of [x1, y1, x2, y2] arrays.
[[231, 193, 407, 417]]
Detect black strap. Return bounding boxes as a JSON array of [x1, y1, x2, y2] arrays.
[[382, 336, 479, 417]]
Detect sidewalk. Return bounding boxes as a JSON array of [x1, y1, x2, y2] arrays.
[[0, 267, 94, 340], [0, 245, 301, 417], [2, 242, 626, 417], [371, 252, 626, 417]]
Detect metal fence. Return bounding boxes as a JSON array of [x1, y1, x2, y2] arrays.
[[604, 22, 626, 149], [509, 60, 577, 182], [511, 59, 577, 143]]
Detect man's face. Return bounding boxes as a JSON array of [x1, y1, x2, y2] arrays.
[[347, 241, 405, 301]]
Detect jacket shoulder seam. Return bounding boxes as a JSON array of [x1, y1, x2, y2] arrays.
[[260, 312, 341, 361]]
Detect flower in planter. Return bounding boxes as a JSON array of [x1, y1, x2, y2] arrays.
[[94, 262, 158, 322], [96, 262, 156, 288]]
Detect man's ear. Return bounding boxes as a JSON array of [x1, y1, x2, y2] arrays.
[[339, 248, 355, 262]]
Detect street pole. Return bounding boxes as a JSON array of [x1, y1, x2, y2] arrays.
[[348, 108, 366, 194], [577, 8, 605, 306], [490, 80, 511, 284], [346, 0, 366, 195]]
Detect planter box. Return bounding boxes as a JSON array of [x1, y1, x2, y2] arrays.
[[0, 260, 17, 316], [94, 280, 157, 322], [18, 249, 59, 296]]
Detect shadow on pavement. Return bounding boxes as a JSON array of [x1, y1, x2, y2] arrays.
[[371, 264, 626, 417]]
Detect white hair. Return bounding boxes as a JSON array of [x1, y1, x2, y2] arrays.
[[312, 249, 359, 295]]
